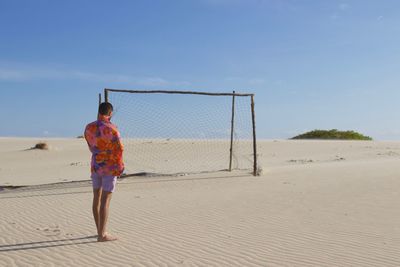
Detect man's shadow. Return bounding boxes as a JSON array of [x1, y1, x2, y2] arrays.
[[0, 236, 98, 252]]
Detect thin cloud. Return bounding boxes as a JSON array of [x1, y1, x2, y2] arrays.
[[0, 69, 25, 80], [330, 3, 350, 20], [225, 76, 241, 82], [201, 0, 249, 5], [200, 0, 297, 10], [0, 66, 190, 87], [248, 78, 265, 85], [330, 14, 339, 20], [339, 3, 350, 10]]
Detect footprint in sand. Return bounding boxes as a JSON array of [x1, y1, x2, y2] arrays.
[[288, 159, 314, 164], [334, 156, 346, 161], [70, 162, 82, 166], [36, 226, 61, 236], [377, 151, 400, 157], [69, 162, 90, 167]]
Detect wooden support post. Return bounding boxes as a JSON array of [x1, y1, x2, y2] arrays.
[[251, 95, 258, 176], [229, 91, 236, 171], [104, 89, 109, 103]]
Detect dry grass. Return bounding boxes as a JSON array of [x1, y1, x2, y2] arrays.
[[32, 142, 49, 150]]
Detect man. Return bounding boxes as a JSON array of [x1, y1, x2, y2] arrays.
[[84, 102, 124, 242]]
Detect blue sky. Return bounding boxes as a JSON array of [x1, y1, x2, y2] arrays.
[[1, 0, 400, 139]]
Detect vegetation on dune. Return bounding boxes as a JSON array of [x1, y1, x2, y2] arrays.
[[291, 129, 372, 140], [32, 142, 49, 150]]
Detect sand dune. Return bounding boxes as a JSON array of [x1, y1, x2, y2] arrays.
[[1, 138, 400, 266]]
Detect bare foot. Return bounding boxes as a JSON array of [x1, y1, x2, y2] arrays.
[[97, 233, 118, 242]]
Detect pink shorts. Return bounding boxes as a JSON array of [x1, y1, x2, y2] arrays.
[[91, 173, 117, 192]]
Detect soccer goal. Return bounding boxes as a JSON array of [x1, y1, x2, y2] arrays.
[[101, 88, 258, 176]]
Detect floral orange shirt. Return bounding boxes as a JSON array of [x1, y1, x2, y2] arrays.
[[84, 115, 124, 176]]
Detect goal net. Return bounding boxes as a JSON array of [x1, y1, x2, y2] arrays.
[[104, 89, 257, 176]]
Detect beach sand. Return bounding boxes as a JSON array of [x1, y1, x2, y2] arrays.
[[1, 138, 400, 266]]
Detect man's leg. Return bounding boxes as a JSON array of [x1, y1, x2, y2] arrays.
[[92, 188, 102, 235], [98, 190, 117, 242]]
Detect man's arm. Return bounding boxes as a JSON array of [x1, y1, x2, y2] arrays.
[[84, 126, 95, 153], [114, 129, 124, 152], [112, 127, 124, 175]]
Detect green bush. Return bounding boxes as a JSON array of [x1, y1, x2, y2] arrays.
[[291, 129, 372, 140]]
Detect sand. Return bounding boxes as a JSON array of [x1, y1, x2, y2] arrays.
[[1, 138, 400, 266]]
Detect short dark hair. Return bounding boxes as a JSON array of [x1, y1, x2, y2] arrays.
[[98, 102, 113, 116]]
